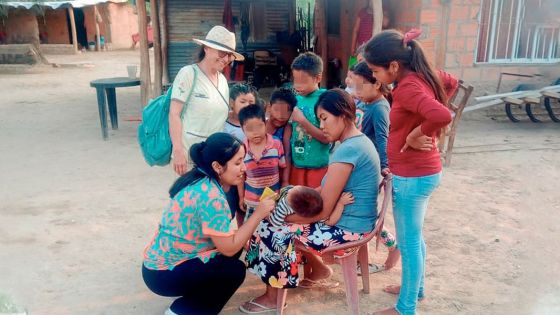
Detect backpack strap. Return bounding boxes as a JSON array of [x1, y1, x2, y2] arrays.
[[179, 65, 198, 119]]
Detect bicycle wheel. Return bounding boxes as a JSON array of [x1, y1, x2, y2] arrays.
[[525, 103, 543, 123], [505, 103, 522, 122], [544, 97, 560, 123]]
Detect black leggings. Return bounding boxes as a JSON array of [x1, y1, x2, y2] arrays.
[[142, 254, 246, 315]]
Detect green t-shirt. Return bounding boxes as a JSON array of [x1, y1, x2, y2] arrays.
[[290, 88, 330, 168]]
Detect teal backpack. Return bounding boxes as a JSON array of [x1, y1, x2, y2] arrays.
[[138, 67, 197, 166]]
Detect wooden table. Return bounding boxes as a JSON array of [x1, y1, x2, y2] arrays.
[[90, 77, 141, 140]]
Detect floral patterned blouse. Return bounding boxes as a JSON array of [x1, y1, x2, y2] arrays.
[[143, 177, 234, 270]]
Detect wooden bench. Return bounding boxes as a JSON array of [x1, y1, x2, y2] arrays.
[[90, 77, 141, 140]]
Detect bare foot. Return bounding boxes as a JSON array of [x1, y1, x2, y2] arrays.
[[383, 248, 401, 270], [371, 307, 399, 315], [302, 252, 333, 281], [383, 284, 425, 300]]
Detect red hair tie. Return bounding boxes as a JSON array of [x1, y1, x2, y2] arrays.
[[403, 28, 422, 46]]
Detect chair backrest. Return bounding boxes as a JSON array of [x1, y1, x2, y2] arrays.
[[322, 175, 393, 254], [448, 80, 475, 114], [438, 80, 474, 154]]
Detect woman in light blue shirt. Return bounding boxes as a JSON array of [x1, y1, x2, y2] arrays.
[[241, 89, 380, 313]]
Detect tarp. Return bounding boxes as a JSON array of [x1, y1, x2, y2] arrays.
[[1, 0, 128, 10]]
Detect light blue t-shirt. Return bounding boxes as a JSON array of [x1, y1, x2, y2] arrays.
[[223, 121, 245, 142], [323, 134, 380, 233]]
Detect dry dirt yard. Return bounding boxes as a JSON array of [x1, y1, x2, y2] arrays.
[[1, 50, 559, 315]]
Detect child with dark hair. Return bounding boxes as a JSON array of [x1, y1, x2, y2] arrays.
[[266, 87, 297, 187], [352, 61, 392, 174], [365, 29, 455, 315], [267, 87, 297, 143], [224, 83, 257, 222], [224, 83, 258, 141], [287, 52, 330, 188], [238, 105, 287, 221], [268, 185, 353, 226]]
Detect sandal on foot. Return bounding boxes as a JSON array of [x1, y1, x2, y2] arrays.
[[358, 263, 385, 275], [298, 278, 340, 289], [239, 298, 287, 314]]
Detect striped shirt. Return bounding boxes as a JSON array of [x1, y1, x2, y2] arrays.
[[243, 134, 287, 207], [268, 185, 294, 226]]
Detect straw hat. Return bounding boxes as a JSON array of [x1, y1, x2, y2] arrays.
[[193, 26, 244, 61]]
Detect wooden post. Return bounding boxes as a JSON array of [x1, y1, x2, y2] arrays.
[[315, 0, 328, 87], [94, 5, 101, 51], [159, 0, 169, 85], [372, 0, 382, 36], [150, 0, 162, 96], [136, 0, 153, 106], [67, 7, 78, 52]]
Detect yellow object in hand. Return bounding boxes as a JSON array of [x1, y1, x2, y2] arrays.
[[260, 187, 277, 201]]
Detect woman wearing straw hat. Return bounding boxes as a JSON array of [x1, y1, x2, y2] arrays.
[[169, 25, 244, 175]]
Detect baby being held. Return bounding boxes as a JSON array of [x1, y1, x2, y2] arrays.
[[268, 185, 353, 226]]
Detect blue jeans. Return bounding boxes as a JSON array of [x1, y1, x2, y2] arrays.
[[392, 172, 442, 315]]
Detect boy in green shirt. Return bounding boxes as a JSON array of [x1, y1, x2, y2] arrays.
[[286, 52, 330, 187]]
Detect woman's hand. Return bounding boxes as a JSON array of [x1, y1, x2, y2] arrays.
[[254, 197, 275, 220], [291, 107, 305, 124], [238, 200, 247, 212], [172, 148, 188, 175], [401, 126, 434, 152]]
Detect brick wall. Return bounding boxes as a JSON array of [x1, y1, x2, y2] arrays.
[[38, 8, 71, 44], [406, 0, 560, 96], [106, 3, 138, 49], [1, 9, 39, 46]]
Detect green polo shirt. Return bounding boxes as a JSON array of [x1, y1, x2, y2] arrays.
[[290, 88, 330, 168]]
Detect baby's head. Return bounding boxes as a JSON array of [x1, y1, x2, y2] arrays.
[[229, 83, 257, 116], [239, 104, 267, 145], [268, 88, 297, 128], [287, 186, 323, 218]]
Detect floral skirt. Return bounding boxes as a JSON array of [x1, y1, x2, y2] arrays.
[[245, 220, 365, 289]]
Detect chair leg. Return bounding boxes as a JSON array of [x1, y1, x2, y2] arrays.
[[276, 288, 287, 315], [340, 253, 360, 315], [358, 244, 370, 294]]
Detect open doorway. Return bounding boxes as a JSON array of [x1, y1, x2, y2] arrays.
[[67, 8, 87, 48]]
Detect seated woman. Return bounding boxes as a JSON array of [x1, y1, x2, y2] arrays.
[[240, 89, 380, 313], [142, 133, 275, 315]]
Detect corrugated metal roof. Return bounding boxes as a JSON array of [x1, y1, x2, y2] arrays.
[[1, 0, 127, 9]]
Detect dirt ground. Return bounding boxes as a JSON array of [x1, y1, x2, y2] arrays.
[[1, 50, 559, 315]]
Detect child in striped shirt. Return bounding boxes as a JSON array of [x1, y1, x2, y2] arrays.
[[238, 104, 287, 222]]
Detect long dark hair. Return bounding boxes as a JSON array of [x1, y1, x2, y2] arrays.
[[352, 61, 392, 103], [197, 46, 206, 62], [314, 88, 356, 123], [169, 133, 243, 198], [364, 29, 447, 105]]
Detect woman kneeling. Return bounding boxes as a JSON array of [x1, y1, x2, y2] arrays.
[[142, 133, 274, 315]]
